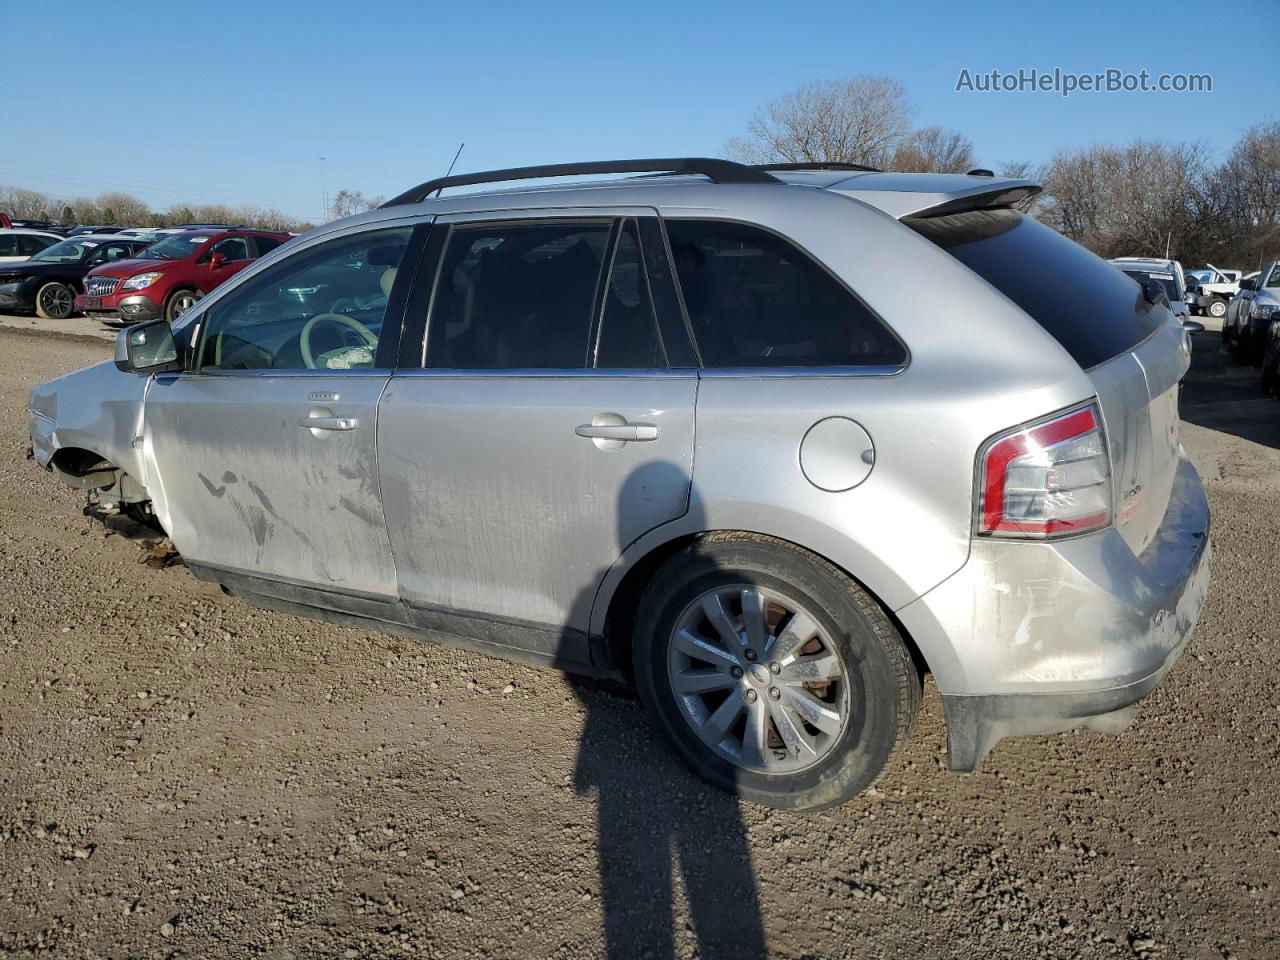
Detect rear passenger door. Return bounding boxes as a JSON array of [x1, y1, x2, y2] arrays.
[[377, 212, 697, 665]]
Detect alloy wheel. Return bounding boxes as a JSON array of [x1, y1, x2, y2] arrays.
[[39, 285, 73, 319], [666, 584, 850, 775], [172, 292, 198, 318]]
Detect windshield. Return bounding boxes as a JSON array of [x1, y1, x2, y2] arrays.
[[1121, 270, 1181, 302], [30, 239, 99, 263], [136, 234, 210, 261]]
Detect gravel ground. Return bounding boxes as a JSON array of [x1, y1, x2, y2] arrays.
[[1, 327, 1278, 960]]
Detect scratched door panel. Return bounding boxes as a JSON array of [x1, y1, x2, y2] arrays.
[[376, 373, 696, 631], [144, 372, 397, 597]]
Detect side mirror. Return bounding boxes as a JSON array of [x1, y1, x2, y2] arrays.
[[114, 319, 181, 375], [1240, 277, 1258, 292], [209, 252, 227, 269], [1181, 319, 1205, 334]]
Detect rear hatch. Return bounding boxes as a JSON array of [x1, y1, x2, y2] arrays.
[[908, 207, 1187, 554]]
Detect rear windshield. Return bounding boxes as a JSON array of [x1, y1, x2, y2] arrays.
[[907, 208, 1162, 369]]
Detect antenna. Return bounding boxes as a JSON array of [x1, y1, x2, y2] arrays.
[[445, 143, 465, 179]]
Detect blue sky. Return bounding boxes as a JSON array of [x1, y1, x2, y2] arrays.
[[4, 0, 1276, 222]]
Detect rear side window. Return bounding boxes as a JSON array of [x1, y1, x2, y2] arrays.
[[664, 219, 905, 368], [18, 234, 54, 256], [908, 209, 1161, 369], [255, 235, 285, 257], [426, 221, 610, 369]]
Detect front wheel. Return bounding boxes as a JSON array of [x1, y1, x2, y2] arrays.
[[631, 534, 920, 810], [1208, 298, 1227, 319], [164, 289, 200, 323], [35, 281, 75, 320]]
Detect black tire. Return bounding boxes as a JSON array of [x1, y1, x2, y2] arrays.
[[34, 281, 75, 320], [632, 533, 920, 810], [164, 288, 200, 324], [1208, 298, 1227, 319]]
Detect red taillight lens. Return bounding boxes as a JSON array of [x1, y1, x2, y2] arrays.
[[978, 403, 1111, 539]]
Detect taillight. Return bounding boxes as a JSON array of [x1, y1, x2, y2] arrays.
[[977, 403, 1111, 539]]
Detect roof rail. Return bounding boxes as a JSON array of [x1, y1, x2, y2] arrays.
[[381, 157, 781, 207], [752, 161, 881, 174]]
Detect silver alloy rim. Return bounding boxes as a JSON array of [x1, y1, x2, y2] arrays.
[[666, 584, 850, 775], [41, 285, 72, 318], [1209, 300, 1226, 318], [173, 293, 197, 317]]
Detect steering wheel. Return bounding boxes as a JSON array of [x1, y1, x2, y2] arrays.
[[299, 312, 378, 369]]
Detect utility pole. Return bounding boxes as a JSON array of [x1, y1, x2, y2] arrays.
[[320, 156, 328, 223]]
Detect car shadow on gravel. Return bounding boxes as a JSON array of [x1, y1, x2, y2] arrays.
[[1179, 337, 1280, 450], [565, 463, 767, 960]]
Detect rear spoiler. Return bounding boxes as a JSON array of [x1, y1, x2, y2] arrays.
[[903, 182, 1042, 219]]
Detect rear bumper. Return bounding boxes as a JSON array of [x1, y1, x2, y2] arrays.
[[75, 293, 161, 324], [897, 452, 1211, 770]]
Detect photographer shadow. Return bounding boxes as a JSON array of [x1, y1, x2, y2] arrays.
[[562, 460, 766, 959]]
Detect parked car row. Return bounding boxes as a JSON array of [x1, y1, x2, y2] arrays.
[[0, 223, 291, 323], [1221, 259, 1280, 394]]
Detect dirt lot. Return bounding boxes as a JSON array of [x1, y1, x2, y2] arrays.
[[1, 326, 1278, 960]]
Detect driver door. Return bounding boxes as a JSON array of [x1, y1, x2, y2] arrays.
[[142, 222, 427, 610]]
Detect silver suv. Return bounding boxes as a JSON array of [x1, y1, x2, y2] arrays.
[[28, 158, 1211, 810]]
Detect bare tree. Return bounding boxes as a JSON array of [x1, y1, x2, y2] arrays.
[[888, 126, 974, 173], [726, 75, 916, 169], [1207, 122, 1280, 266], [0, 186, 53, 219], [329, 189, 384, 219], [96, 191, 150, 226], [1039, 141, 1211, 261]]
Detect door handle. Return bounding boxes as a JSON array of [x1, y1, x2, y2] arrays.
[[298, 415, 358, 431], [575, 422, 659, 442]]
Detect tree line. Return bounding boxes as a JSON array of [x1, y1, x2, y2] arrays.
[[0, 185, 396, 233], [0, 186, 317, 233], [728, 75, 1280, 270]]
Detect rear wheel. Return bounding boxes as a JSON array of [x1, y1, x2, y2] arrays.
[[1208, 297, 1227, 319], [164, 289, 199, 323], [35, 281, 74, 320], [631, 534, 920, 810]]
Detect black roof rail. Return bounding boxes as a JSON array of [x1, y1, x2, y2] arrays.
[[752, 161, 882, 174], [382, 157, 781, 207]]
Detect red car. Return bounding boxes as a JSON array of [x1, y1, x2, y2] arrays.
[[76, 229, 290, 324]]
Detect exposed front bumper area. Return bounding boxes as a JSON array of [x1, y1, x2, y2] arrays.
[[897, 452, 1211, 771], [0, 281, 33, 312], [75, 293, 161, 324], [27, 410, 56, 468]]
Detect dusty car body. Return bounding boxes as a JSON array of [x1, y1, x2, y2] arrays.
[[29, 159, 1211, 809]]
